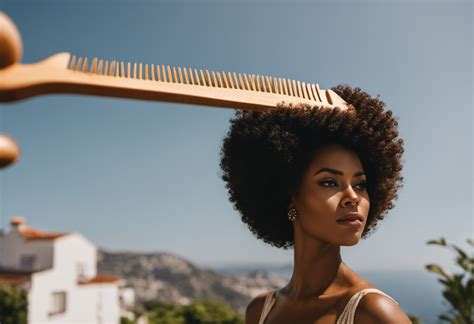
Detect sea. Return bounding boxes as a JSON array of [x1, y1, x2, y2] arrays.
[[214, 264, 456, 324]]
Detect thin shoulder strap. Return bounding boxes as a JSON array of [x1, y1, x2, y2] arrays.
[[258, 290, 276, 324], [336, 288, 399, 324]]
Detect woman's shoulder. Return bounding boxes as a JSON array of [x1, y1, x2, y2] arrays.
[[340, 284, 411, 324], [245, 290, 273, 324], [352, 289, 411, 323]]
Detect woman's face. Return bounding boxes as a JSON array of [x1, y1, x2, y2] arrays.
[[291, 143, 370, 246]]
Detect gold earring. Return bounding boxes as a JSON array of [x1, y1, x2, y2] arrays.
[[288, 207, 298, 221]]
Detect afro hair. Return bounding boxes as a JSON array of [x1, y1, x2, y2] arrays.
[[219, 84, 405, 249]]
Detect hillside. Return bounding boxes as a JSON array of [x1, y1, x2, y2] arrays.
[[97, 250, 287, 314]]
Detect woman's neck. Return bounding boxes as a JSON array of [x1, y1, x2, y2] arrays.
[[283, 235, 349, 302]]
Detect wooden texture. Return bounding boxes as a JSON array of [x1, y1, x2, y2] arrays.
[[0, 52, 351, 112]]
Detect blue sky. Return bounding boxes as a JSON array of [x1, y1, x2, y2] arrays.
[[0, 0, 471, 272]]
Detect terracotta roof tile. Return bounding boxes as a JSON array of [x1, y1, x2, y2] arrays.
[[18, 227, 68, 240], [78, 274, 122, 285], [0, 269, 31, 286]]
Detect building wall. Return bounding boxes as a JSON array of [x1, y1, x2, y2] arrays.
[[0, 231, 54, 271], [27, 234, 119, 324]]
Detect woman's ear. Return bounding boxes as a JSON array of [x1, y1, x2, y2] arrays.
[[289, 194, 298, 209]]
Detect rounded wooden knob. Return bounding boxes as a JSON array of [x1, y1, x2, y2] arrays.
[[0, 133, 20, 169], [0, 12, 23, 69]]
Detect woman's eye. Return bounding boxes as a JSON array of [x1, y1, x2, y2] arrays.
[[320, 180, 337, 187], [356, 182, 368, 190], [320, 180, 367, 190]]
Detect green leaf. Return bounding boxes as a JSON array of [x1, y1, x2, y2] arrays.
[[467, 238, 474, 247], [427, 238, 447, 246], [426, 264, 454, 280]]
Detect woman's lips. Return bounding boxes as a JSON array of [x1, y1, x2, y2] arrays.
[[337, 219, 363, 228]]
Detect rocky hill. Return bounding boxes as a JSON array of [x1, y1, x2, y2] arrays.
[[97, 250, 288, 314]]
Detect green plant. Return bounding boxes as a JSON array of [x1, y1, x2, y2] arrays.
[[0, 285, 28, 324], [407, 314, 422, 323], [120, 316, 136, 324], [425, 237, 473, 324], [144, 299, 244, 324]]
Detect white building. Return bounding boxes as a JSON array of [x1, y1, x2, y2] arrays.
[[0, 216, 135, 324]]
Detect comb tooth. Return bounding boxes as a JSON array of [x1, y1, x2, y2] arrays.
[[193, 69, 200, 86], [249, 75, 256, 91], [104, 60, 110, 76], [106, 60, 111, 76], [294, 80, 300, 97], [238, 73, 244, 90], [97, 60, 103, 75], [292, 80, 298, 97], [75, 57, 83, 71], [222, 71, 229, 88], [243, 73, 251, 91], [75, 56, 83, 71], [107, 61, 112, 76], [226, 72, 234, 89], [278, 78, 284, 95], [69, 55, 76, 70], [305, 82, 311, 100], [81, 57, 89, 72], [265, 76, 272, 93], [109, 61, 115, 76], [305, 83, 313, 100], [178, 67, 184, 84], [297, 80, 304, 98], [119, 61, 124, 77], [315, 83, 323, 102], [212, 71, 218, 87], [260, 75, 267, 92], [205, 70, 212, 87], [238, 73, 245, 90], [163, 65, 171, 82], [165, 66, 171, 82], [183, 67, 189, 84], [302, 82, 309, 99], [132, 63, 137, 78], [144, 64, 148, 80], [231, 72, 239, 89], [310, 83, 317, 101], [138, 63, 142, 79], [156, 65, 161, 81], [273, 77, 279, 94], [286, 79, 293, 96], [188, 68, 194, 85], [126, 62, 130, 78], [199, 69, 206, 86], [325, 90, 334, 104], [150, 64, 155, 81], [216, 71, 223, 88], [300, 81, 307, 99], [91, 58, 98, 74], [255, 75, 261, 91], [282, 78, 290, 96], [115, 61, 120, 77], [205, 70, 213, 87], [172, 67, 178, 83]]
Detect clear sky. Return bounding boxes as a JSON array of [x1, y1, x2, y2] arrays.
[[0, 0, 472, 272]]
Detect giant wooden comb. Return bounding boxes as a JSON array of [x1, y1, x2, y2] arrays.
[[0, 12, 350, 112]]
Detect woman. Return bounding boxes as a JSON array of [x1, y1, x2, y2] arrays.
[[219, 85, 411, 323]]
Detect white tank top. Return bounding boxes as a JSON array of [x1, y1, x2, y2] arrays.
[[258, 288, 399, 324]]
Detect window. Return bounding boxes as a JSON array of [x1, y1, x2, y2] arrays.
[[20, 254, 37, 270], [49, 291, 66, 316], [76, 262, 87, 280]]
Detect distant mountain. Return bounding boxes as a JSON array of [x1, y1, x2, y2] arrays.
[[97, 250, 287, 314]]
